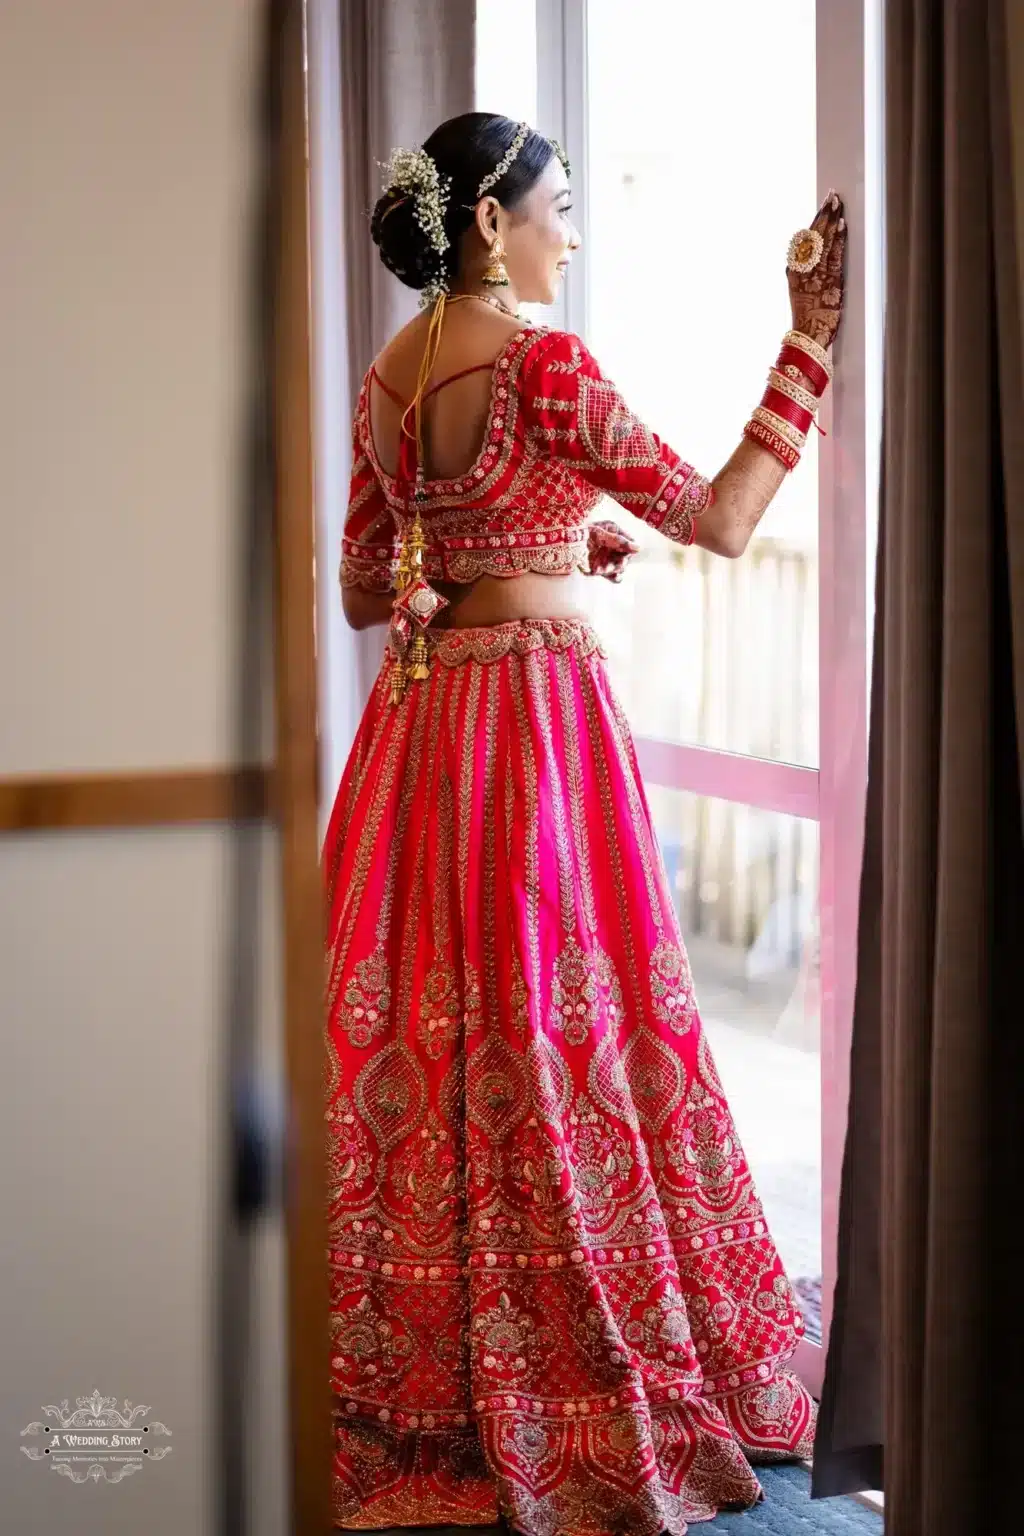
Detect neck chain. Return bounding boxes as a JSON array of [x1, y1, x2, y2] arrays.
[[447, 290, 521, 320]]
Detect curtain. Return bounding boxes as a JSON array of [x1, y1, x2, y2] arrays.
[[312, 0, 475, 809], [339, 0, 475, 709], [340, 0, 476, 382], [812, 0, 1024, 1524]]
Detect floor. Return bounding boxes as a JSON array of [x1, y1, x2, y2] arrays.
[[365, 1465, 883, 1535]]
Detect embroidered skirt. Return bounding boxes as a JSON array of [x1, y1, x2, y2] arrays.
[[323, 618, 815, 1536]]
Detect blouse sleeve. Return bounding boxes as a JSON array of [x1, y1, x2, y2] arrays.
[[339, 412, 401, 594], [518, 330, 714, 546]]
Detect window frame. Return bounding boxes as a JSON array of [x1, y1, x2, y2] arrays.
[[536, 0, 883, 1396]]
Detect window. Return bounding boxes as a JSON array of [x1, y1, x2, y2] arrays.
[[517, 0, 883, 1394]]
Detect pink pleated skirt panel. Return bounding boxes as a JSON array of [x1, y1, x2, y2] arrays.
[[323, 618, 815, 1536]]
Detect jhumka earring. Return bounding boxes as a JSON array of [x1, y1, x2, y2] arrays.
[[482, 238, 510, 287]]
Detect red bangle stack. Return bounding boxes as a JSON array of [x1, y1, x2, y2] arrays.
[[777, 342, 831, 398], [743, 418, 801, 471], [743, 330, 833, 472]]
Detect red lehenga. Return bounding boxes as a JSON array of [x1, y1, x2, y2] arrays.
[[324, 324, 816, 1536]]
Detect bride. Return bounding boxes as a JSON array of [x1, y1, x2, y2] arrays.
[[324, 111, 845, 1535]]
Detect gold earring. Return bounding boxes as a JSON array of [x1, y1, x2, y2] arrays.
[[482, 238, 510, 287]]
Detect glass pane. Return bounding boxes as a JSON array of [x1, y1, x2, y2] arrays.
[[584, 0, 819, 766], [648, 785, 822, 1319], [475, 0, 537, 126]]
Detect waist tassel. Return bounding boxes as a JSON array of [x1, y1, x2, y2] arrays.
[[388, 496, 448, 706], [388, 292, 454, 705]]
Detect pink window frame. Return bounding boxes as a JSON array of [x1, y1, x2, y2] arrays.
[[541, 0, 882, 1397]]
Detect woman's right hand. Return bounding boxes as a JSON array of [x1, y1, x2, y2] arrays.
[[787, 190, 847, 352]]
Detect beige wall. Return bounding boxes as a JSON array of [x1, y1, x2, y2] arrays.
[[1, 5, 287, 1534]]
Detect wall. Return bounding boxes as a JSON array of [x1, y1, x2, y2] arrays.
[[0, 5, 287, 1534]]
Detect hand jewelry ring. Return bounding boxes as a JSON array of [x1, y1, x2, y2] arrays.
[[786, 228, 825, 275]]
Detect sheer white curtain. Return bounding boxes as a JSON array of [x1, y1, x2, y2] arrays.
[[308, 0, 476, 837]]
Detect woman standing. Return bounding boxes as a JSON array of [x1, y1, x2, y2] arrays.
[[325, 113, 845, 1535]]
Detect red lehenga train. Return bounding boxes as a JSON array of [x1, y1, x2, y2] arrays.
[[324, 325, 815, 1536]]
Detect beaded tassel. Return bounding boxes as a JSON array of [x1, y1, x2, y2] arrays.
[[386, 297, 452, 705]]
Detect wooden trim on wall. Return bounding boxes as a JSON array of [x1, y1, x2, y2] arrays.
[[0, 766, 273, 832], [272, 1, 335, 1531]]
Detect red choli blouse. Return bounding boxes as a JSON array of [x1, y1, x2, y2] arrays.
[[339, 325, 714, 593]]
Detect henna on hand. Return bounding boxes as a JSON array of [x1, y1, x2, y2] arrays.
[[789, 190, 847, 349], [586, 517, 639, 580], [701, 440, 788, 556]]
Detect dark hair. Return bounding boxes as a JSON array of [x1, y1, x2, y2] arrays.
[[370, 113, 559, 294]]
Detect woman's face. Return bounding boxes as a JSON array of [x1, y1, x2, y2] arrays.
[[492, 157, 580, 306]]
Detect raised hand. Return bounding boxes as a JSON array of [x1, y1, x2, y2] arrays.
[[586, 518, 640, 583], [786, 190, 846, 352]]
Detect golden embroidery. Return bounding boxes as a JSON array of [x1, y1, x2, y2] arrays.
[[467, 1034, 531, 1144], [431, 618, 604, 667], [507, 664, 542, 1004], [463, 963, 485, 1037], [353, 1042, 429, 1155], [549, 935, 623, 1046], [472, 1290, 537, 1378], [576, 668, 649, 1021], [578, 375, 661, 470], [331, 1292, 415, 1387], [622, 1281, 695, 1365], [621, 1025, 686, 1134], [650, 935, 699, 1035], [328, 1093, 374, 1199], [565, 1091, 635, 1212], [416, 960, 460, 1059], [544, 340, 583, 374], [340, 946, 392, 1048], [443, 541, 586, 583], [555, 649, 599, 939], [389, 1107, 459, 1222], [482, 665, 500, 1027]]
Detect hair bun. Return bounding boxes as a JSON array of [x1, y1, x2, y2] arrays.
[[370, 187, 442, 293]]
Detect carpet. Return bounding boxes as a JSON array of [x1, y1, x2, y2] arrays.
[[380, 1466, 883, 1536], [698, 1463, 882, 1532], [793, 1274, 823, 1345]]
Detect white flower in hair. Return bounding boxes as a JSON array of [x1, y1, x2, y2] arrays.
[[476, 121, 530, 199], [380, 146, 452, 257]]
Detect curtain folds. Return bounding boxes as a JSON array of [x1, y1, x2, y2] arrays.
[[812, 2, 1024, 1526], [335, 0, 476, 717]]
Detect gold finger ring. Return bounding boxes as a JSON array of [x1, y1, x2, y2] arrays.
[[786, 228, 825, 275]]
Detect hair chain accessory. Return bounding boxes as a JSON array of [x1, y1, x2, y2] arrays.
[[476, 121, 530, 199]]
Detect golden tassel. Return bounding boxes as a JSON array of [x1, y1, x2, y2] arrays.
[[386, 292, 452, 705], [390, 654, 408, 705], [406, 633, 430, 682]]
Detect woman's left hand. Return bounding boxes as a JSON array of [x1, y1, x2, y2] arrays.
[[587, 519, 640, 582], [787, 190, 847, 351]]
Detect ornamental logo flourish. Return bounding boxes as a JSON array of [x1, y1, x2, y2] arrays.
[[20, 1389, 172, 1484]]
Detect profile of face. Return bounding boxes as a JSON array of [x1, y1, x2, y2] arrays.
[[476, 156, 581, 306]]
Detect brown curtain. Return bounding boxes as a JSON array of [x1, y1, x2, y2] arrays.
[[336, 0, 476, 703], [812, 0, 1024, 1522], [340, 0, 476, 385]]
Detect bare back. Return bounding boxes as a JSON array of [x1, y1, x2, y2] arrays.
[[369, 305, 589, 627]]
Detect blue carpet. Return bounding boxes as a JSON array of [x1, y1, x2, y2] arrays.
[[698, 1464, 882, 1532], [380, 1467, 882, 1535]]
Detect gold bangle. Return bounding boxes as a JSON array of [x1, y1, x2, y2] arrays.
[[767, 368, 820, 415], [751, 405, 807, 451], [745, 418, 801, 471], [782, 329, 834, 381]]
